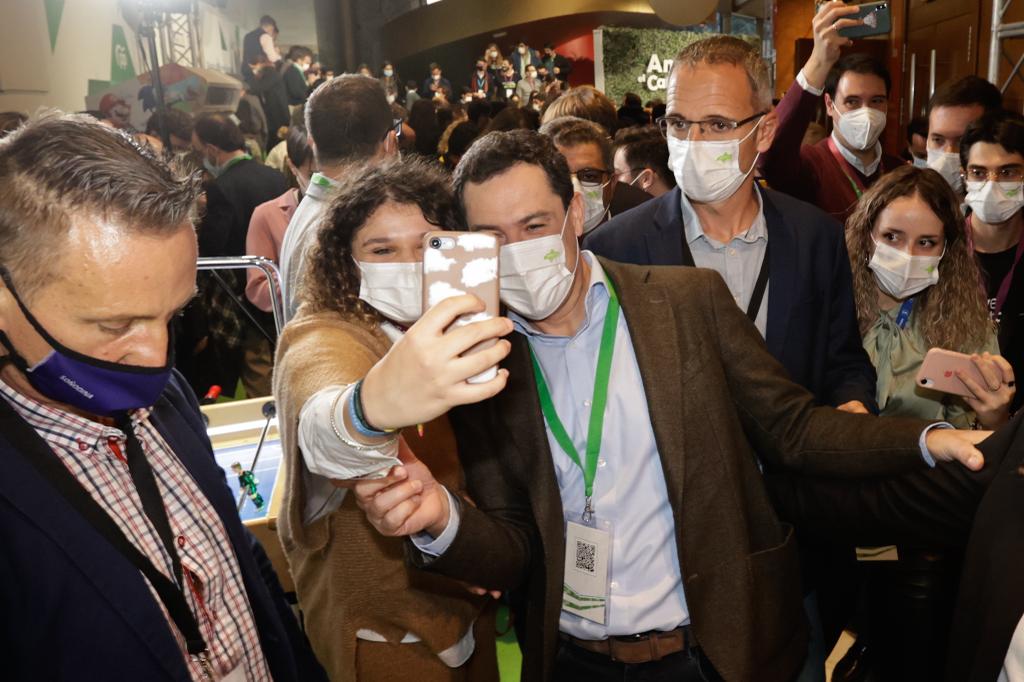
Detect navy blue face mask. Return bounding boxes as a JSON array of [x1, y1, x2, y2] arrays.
[[0, 268, 174, 416]]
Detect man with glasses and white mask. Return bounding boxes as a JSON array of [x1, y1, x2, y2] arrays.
[[335, 129, 989, 682], [540, 116, 652, 235], [760, 1, 906, 221], [585, 36, 879, 676], [587, 35, 876, 416], [962, 111, 1024, 414]]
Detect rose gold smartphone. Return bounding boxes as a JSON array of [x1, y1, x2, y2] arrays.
[[916, 348, 987, 398], [422, 231, 500, 384]]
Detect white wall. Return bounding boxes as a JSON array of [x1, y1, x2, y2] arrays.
[[0, 0, 318, 116]]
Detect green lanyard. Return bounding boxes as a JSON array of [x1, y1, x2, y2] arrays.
[[222, 153, 252, 172], [529, 280, 620, 521]]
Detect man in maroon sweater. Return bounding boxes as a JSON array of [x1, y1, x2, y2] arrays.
[[760, 0, 905, 222]]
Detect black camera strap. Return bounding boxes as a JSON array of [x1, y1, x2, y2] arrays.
[[0, 399, 209, 658]]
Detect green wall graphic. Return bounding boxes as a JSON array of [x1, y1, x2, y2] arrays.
[[600, 26, 760, 105], [110, 24, 136, 84], [44, 0, 65, 52]]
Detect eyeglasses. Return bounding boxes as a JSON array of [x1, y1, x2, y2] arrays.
[[572, 168, 611, 185], [964, 166, 1024, 183], [656, 112, 767, 140]]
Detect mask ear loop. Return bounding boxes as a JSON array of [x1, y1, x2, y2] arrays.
[[561, 199, 583, 279]]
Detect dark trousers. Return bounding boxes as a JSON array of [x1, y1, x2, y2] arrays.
[[554, 639, 722, 682]]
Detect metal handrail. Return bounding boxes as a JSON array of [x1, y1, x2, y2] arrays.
[[196, 256, 284, 337]]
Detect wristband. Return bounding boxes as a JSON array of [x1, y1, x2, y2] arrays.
[[329, 386, 396, 451], [349, 379, 397, 439]]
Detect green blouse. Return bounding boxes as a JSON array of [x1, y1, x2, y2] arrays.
[[863, 304, 999, 429]]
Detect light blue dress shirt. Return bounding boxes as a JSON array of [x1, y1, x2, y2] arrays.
[[417, 253, 690, 638]]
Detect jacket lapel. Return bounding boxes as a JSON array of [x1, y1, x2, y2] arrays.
[[495, 334, 566, 561], [600, 259, 688, 521], [761, 188, 796, 358], [0, 401, 189, 681], [647, 188, 692, 266]]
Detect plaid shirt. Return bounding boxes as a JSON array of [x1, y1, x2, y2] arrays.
[[0, 379, 272, 681]]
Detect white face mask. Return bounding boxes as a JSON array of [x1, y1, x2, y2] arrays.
[[667, 117, 763, 204], [572, 176, 609, 233], [432, 73, 441, 81], [927, 147, 964, 194], [356, 261, 423, 324], [518, 46, 528, 55], [386, 93, 396, 104], [868, 240, 942, 300], [966, 179, 1024, 224], [912, 156, 928, 169], [834, 106, 886, 151], [383, 68, 393, 78], [490, 51, 498, 59], [499, 209, 578, 320]]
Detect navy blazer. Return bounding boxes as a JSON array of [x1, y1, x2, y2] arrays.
[[0, 372, 326, 682], [584, 185, 878, 411]]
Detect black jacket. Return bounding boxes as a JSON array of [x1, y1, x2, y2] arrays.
[[0, 372, 326, 681], [768, 414, 1024, 681], [584, 185, 878, 411], [198, 158, 286, 258]]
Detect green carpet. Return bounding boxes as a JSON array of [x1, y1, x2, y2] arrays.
[[496, 605, 522, 681]]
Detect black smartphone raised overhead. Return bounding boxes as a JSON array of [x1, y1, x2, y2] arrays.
[[838, 2, 891, 39]]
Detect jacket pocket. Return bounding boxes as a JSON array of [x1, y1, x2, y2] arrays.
[[746, 523, 805, 663]]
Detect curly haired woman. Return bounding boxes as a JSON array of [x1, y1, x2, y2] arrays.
[[272, 156, 499, 681]]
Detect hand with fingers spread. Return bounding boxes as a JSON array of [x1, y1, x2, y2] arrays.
[[924, 427, 991, 472], [957, 352, 1016, 429], [360, 294, 514, 432], [353, 436, 452, 538], [804, 1, 864, 89]]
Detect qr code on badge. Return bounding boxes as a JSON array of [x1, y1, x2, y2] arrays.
[[575, 539, 597, 574]]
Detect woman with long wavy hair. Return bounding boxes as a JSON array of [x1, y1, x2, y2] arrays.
[[272, 156, 499, 681], [846, 164, 1014, 428], [842, 164, 1015, 680]]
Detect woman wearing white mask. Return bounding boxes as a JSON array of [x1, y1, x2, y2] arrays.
[[847, 164, 1013, 428], [272, 157, 501, 682], [961, 111, 1024, 415], [843, 164, 1014, 678]]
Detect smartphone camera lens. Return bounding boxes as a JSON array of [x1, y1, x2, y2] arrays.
[[429, 237, 442, 249]]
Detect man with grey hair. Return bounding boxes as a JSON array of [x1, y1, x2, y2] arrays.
[[585, 35, 877, 679], [0, 113, 325, 679], [278, 74, 398, 319]]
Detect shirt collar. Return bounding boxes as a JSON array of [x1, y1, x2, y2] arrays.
[[510, 250, 608, 341], [680, 188, 767, 247], [0, 376, 150, 451], [831, 132, 882, 177], [306, 172, 339, 200]]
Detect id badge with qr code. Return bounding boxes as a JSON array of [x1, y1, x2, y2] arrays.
[[562, 514, 613, 625]]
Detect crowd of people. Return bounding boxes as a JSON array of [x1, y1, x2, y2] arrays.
[[5, 1, 1024, 680]]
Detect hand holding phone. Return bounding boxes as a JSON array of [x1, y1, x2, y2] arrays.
[[916, 349, 1016, 429], [422, 231, 501, 384]]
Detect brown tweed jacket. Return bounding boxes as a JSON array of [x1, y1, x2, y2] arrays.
[[411, 258, 933, 681]]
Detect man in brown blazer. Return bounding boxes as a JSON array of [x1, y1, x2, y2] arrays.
[[345, 130, 988, 681]]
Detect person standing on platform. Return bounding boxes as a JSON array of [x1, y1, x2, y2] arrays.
[[962, 111, 1024, 414], [0, 111, 324, 682], [759, 1, 906, 221]]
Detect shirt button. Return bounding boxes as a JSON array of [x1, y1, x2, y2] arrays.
[[583, 399, 592, 408], [598, 459, 607, 468], [728, 248, 737, 256], [177, 535, 187, 548], [610, 581, 619, 590], [78, 441, 88, 452]]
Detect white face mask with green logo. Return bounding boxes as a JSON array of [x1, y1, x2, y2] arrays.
[[499, 209, 578, 320], [868, 239, 943, 300], [667, 117, 763, 204], [965, 179, 1024, 224], [572, 176, 610, 233]]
